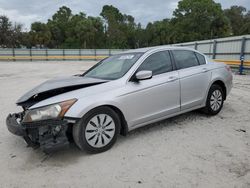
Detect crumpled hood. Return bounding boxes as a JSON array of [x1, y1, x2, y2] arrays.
[[16, 76, 107, 106]]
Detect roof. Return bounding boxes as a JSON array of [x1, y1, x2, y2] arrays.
[[122, 45, 196, 54]]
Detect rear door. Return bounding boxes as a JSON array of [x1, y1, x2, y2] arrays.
[[171, 50, 211, 110]]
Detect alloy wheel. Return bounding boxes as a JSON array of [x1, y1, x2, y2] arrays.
[[210, 90, 223, 111], [85, 114, 115, 148]]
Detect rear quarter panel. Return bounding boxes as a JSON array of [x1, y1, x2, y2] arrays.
[[202, 62, 233, 106]]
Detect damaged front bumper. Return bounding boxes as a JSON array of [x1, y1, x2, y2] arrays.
[[6, 112, 77, 153]]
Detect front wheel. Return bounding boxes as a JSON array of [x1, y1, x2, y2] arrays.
[[73, 106, 120, 153], [203, 84, 224, 115]]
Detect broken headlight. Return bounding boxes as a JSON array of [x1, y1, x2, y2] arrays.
[[22, 99, 77, 123]]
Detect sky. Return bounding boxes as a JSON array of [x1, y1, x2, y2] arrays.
[[0, 0, 250, 30]]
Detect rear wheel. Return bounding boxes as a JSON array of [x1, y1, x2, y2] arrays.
[[203, 84, 224, 115], [73, 106, 120, 153]]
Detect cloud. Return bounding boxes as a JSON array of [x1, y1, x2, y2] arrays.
[[0, 0, 249, 30], [0, 7, 42, 31], [215, 0, 250, 9]]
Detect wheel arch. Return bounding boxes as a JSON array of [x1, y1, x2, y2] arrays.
[[76, 104, 129, 136], [203, 78, 227, 107], [211, 80, 227, 100], [104, 105, 128, 136]]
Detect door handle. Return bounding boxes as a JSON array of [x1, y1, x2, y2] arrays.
[[168, 76, 178, 82], [201, 68, 209, 73]]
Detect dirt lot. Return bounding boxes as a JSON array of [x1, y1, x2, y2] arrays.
[[0, 61, 249, 188]]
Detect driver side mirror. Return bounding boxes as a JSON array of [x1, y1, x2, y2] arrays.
[[135, 70, 153, 81]]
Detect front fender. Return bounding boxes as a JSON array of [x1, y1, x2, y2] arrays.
[[65, 97, 128, 120]]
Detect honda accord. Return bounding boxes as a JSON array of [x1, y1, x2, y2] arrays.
[[6, 46, 233, 153]]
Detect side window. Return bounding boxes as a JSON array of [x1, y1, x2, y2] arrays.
[[137, 51, 173, 76], [172, 50, 199, 69], [195, 52, 206, 65]]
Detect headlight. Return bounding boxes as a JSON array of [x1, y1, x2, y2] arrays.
[[23, 99, 77, 123]]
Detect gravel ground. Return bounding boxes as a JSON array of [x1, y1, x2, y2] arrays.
[[0, 61, 249, 188]]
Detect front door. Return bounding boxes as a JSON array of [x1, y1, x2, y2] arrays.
[[119, 51, 180, 128]]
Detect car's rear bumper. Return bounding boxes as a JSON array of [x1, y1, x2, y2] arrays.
[[225, 72, 233, 97], [6, 113, 77, 153]]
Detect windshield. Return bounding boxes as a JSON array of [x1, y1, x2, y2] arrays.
[[83, 53, 143, 80]]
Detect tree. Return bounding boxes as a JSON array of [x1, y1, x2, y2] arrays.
[[224, 6, 246, 35], [20, 31, 32, 48], [2, 3, 250, 49], [47, 6, 72, 48], [45, 7, 105, 48], [135, 23, 147, 48], [122, 14, 137, 48], [0, 15, 23, 48], [240, 11, 250, 34], [86, 16, 105, 48], [101, 5, 126, 48], [100, 5, 138, 48], [171, 0, 231, 43], [0, 16, 12, 47], [29, 22, 51, 48], [144, 19, 172, 46], [224, 6, 250, 35]]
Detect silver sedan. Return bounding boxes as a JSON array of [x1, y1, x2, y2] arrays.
[[6, 46, 233, 153]]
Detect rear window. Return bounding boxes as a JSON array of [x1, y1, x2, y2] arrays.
[[195, 53, 206, 65], [172, 50, 199, 69]]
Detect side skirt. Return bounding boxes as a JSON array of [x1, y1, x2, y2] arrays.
[[128, 104, 205, 132]]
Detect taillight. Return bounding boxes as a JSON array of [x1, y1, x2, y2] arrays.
[[226, 65, 231, 72]]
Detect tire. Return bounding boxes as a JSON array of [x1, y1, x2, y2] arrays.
[[73, 106, 121, 153], [203, 84, 224, 115]]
